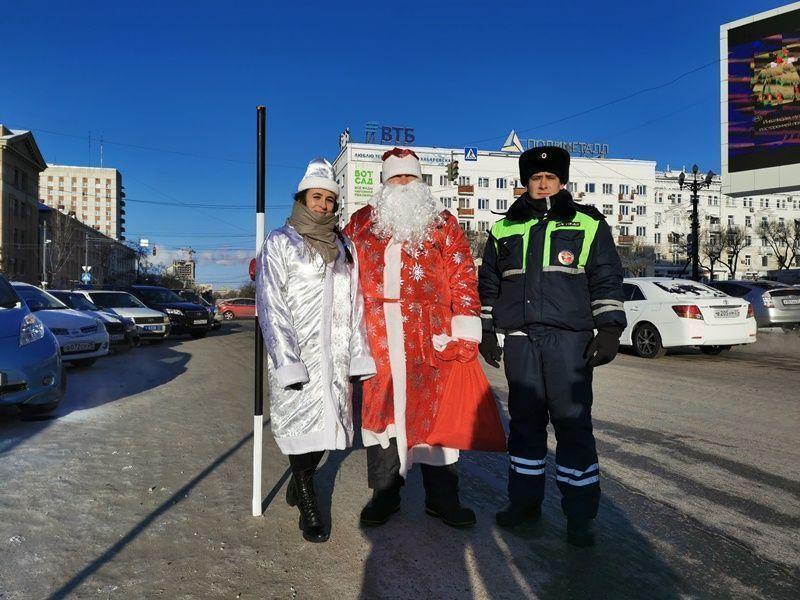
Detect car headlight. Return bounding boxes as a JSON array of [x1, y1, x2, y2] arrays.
[[124, 319, 136, 331], [95, 318, 107, 331], [20, 314, 46, 347], [164, 308, 183, 316]]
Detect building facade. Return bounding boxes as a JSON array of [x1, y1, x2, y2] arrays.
[[38, 205, 136, 289], [167, 259, 196, 287], [0, 125, 47, 284], [333, 141, 800, 280], [39, 165, 126, 240]]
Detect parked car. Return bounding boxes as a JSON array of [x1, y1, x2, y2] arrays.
[[172, 289, 221, 330], [217, 298, 256, 321], [0, 275, 65, 414], [125, 285, 212, 338], [11, 282, 109, 368], [70, 290, 171, 344], [49, 290, 139, 350], [707, 280, 800, 330], [620, 277, 757, 358]]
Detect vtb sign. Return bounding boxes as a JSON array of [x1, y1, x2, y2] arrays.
[[365, 121, 415, 145]]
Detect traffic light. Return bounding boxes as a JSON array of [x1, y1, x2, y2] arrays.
[[152, 246, 157, 256], [447, 160, 460, 183]]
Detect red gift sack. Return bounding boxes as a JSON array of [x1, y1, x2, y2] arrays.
[[426, 346, 507, 452]]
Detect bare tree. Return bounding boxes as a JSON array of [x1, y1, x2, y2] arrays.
[[463, 229, 489, 260], [716, 225, 748, 278], [45, 213, 78, 285], [619, 241, 656, 276], [757, 219, 800, 270], [700, 230, 724, 281]]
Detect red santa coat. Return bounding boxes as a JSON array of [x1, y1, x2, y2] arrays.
[[344, 207, 482, 475]]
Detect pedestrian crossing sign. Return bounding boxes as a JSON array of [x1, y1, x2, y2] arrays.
[[464, 147, 478, 161]]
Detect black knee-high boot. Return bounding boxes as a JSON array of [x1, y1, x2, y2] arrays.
[[286, 452, 327, 543]]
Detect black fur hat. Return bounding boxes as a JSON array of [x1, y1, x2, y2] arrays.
[[519, 146, 570, 185]]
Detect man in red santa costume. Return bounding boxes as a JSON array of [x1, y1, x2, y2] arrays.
[[344, 147, 482, 528]]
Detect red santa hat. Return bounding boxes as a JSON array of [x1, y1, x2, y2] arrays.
[[382, 147, 422, 181]]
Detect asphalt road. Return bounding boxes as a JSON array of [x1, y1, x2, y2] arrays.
[[0, 322, 798, 599]]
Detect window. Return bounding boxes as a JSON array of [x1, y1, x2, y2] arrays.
[[762, 256, 769, 267], [478, 177, 489, 188], [745, 216, 752, 228], [728, 215, 735, 226], [676, 194, 682, 204], [656, 193, 663, 204], [619, 205, 630, 215], [422, 174, 432, 186], [622, 283, 646, 301], [602, 183, 613, 194], [458, 198, 470, 209], [619, 226, 630, 235], [654, 233, 661, 244], [439, 175, 449, 186], [744, 254, 751, 266], [458, 176, 470, 186], [441, 197, 452, 209], [496, 178, 507, 189], [478, 221, 489, 232], [459, 221, 471, 231], [619, 184, 629, 195], [477, 198, 489, 210], [496, 199, 508, 211], [636, 184, 647, 195], [636, 226, 646, 236], [602, 204, 613, 216], [635, 205, 646, 215], [746, 235, 752, 246], [585, 183, 595, 193], [568, 182, 578, 193]]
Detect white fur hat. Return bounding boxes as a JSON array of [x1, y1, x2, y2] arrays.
[[381, 147, 422, 182], [297, 157, 340, 196]]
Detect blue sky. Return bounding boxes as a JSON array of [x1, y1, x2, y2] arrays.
[[3, 0, 785, 287]]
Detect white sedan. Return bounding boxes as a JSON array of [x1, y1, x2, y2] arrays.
[[620, 278, 757, 358], [12, 283, 110, 367]]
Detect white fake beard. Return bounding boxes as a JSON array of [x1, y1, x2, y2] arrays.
[[370, 180, 443, 248]]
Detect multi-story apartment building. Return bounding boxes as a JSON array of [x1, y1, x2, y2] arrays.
[[333, 141, 800, 280], [39, 165, 126, 240], [652, 171, 800, 279], [0, 125, 47, 283], [333, 142, 657, 248]]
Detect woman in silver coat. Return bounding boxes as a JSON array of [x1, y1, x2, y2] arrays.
[[256, 158, 375, 543]]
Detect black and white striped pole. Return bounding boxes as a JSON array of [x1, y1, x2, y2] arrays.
[[252, 105, 266, 516]]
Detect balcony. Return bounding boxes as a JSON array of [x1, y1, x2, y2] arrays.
[[618, 235, 635, 245], [457, 185, 474, 195], [457, 207, 475, 217], [709, 223, 722, 233], [618, 213, 634, 223], [513, 187, 526, 197]]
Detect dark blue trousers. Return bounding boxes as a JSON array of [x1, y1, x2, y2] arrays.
[[503, 325, 600, 520]]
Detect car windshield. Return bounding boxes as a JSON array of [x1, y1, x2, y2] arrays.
[[89, 292, 147, 309], [13, 285, 69, 311], [0, 278, 20, 309], [56, 292, 99, 311], [137, 288, 184, 303]]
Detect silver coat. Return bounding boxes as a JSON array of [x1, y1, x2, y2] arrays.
[[256, 224, 375, 455]]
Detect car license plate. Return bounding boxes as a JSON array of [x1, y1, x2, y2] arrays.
[[714, 309, 739, 319], [110, 334, 124, 341], [193, 319, 207, 325], [782, 298, 800, 305], [143, 325, 162, 331], [64, 342, 95, 353]]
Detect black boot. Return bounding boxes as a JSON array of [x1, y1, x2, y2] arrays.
[[495, 503, 542, 528], [421, 464, 476, 528], [360, 486, 401, 526], [293, 469, 328, 543], [286, 475, 297, 507], [567, 518, 596, 547]]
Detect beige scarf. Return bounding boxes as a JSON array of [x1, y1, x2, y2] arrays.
[[287, 201, 339, 264]]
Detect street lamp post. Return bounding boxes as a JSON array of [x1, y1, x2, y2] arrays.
[[678, 165, 714, 281]]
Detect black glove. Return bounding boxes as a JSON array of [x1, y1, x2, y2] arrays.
[[287, 382, 304, 391], [479, 330, 503, 368], [584, 327, 623, 368]]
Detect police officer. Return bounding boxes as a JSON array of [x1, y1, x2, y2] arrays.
[[478, 146, 626, 547]]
